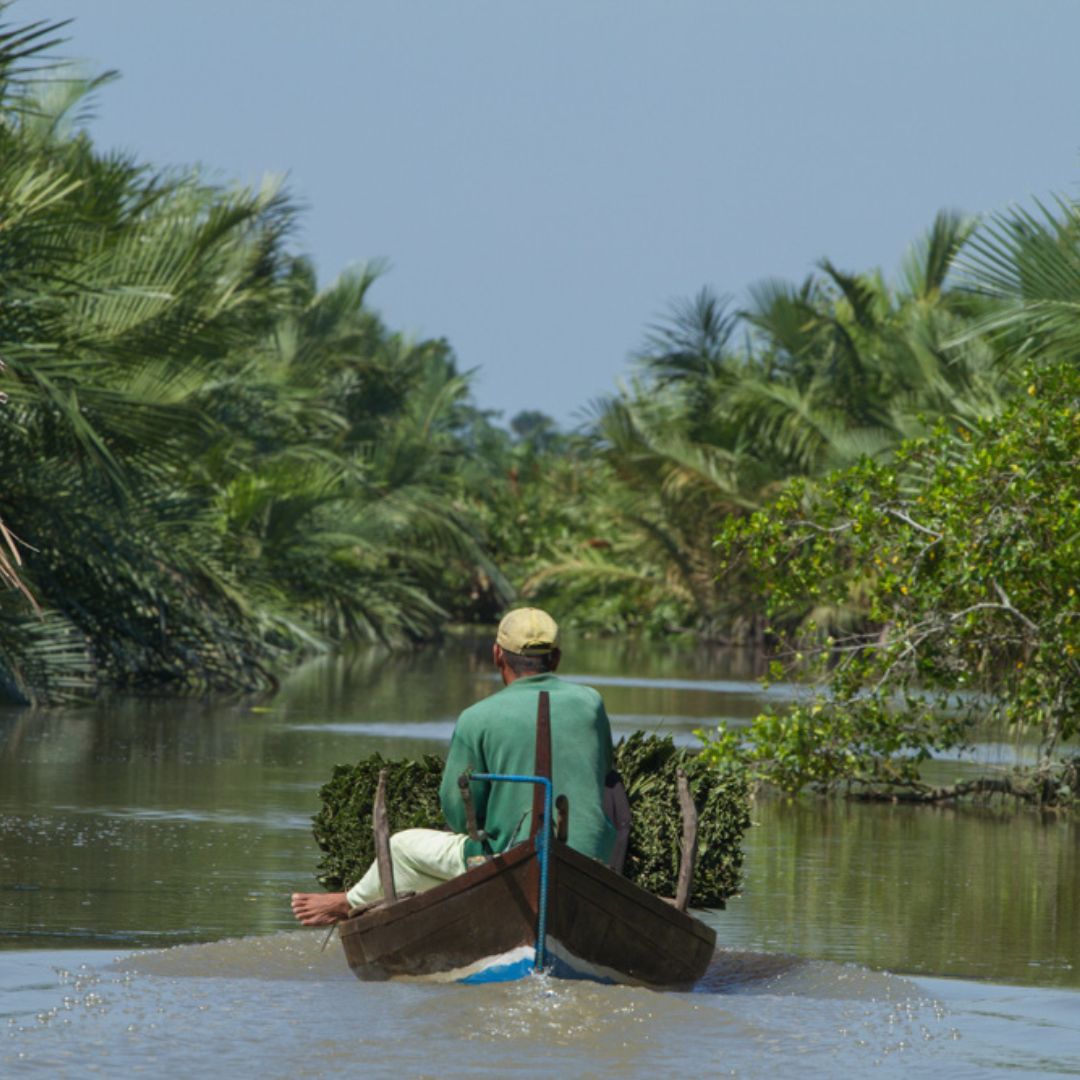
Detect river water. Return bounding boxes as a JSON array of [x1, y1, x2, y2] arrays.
[[1, 636, 1077, 1077]]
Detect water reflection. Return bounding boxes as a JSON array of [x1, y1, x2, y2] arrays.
[[717, 799, 1077, 987]]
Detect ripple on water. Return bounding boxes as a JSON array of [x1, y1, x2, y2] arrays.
[[4, 937, 1073, 1079], [113, 931, 351, 983]]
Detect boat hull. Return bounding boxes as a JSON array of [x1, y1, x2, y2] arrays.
[[338, 838, 716, 988]]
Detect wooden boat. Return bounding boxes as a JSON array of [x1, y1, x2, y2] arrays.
[[336, 691, 717, 988], [337, 833, 716, 986]]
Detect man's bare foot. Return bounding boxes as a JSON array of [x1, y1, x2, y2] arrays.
[[290, 891, 351, 926]]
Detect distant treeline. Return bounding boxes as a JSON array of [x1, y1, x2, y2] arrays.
[[2, 1, 1079, 809]]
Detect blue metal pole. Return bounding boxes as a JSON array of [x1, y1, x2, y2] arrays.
[[471, 772, 552, 972]]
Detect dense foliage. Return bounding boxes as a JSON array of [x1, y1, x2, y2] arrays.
[[615, 732, 749, 906], [312, 735, 750, 908], [703, 342, 1080, 795], [0, 13, 513, 702], [312, 753, 448, 891], [486, 216, 1020, 640]]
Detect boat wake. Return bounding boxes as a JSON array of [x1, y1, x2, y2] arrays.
[[4, 939, 983, 1078], [111, 934, 920, 1004], [697, 947, 927, 1001]]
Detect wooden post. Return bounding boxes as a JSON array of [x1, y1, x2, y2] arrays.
[[555, 794, 569, 842], [604, 774, 632, 875], [531, 691, 552, 838], [373, 767, 397, 904], [458, 773, 484, 843], [675, 768, 697, 912]]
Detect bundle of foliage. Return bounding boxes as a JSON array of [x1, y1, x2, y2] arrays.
[[312, 753, 447, 891], [704, 359, 1080, 804], [311, 734, 750, 908], [615, 732, 750, 907]]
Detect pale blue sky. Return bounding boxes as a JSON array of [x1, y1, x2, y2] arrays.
[[21, 0, 1080, 424]]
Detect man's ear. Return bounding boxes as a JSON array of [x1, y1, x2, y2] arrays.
[[549, 648, 562, 671], [492, 643, 504, 667]]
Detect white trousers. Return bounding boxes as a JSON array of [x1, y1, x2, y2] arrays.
[[345, 828, 468, 908]]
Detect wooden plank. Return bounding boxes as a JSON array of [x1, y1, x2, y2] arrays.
[[553, 841, 714, 942], [675, 768, 698, 912], [549, 843, 715, 985], [457, 772, 484, 844], [531, 690, 551, 837], [603, 775, 632, 874], [340, 845, 540, 977], [373, 768, 397, 903], [551, 880, 710, 985]]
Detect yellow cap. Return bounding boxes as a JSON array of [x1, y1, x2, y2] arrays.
[[496, 607, 560, 655]]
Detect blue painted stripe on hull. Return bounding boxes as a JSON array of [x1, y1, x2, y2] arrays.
[[459, 956, 535, 984], [457, 949, 616, 986]]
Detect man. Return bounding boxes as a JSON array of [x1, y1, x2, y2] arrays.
[[291, 607, 622, 927]]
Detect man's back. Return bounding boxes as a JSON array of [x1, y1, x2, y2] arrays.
[[440, 673, 617, 863]]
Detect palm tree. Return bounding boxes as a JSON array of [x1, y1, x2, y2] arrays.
[[0, 12, 516, 699], [519, 212, 1019, 638], [954, 194, 1080, 362]]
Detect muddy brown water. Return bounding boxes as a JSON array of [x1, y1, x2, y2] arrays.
[[2, 636, 1077, 1077]]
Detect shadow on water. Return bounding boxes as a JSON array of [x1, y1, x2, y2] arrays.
[[697, 948, 806, 993], [698, 948, 933, 1004]]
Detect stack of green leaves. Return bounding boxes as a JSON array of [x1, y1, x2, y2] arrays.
[[615, 732, 750, 907], [312, 733, 750, 908], [312, 754, 446, 892]]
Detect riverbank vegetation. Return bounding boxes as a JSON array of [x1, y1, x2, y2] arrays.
[[1, 10, 1076, 804], [0, 13, 514, 703], [703, 348, 1080, 805]]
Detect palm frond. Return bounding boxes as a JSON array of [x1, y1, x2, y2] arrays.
[[899, 209, 976, 300]]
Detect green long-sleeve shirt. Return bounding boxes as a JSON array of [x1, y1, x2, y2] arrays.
[[439, 673, 617, 863]]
